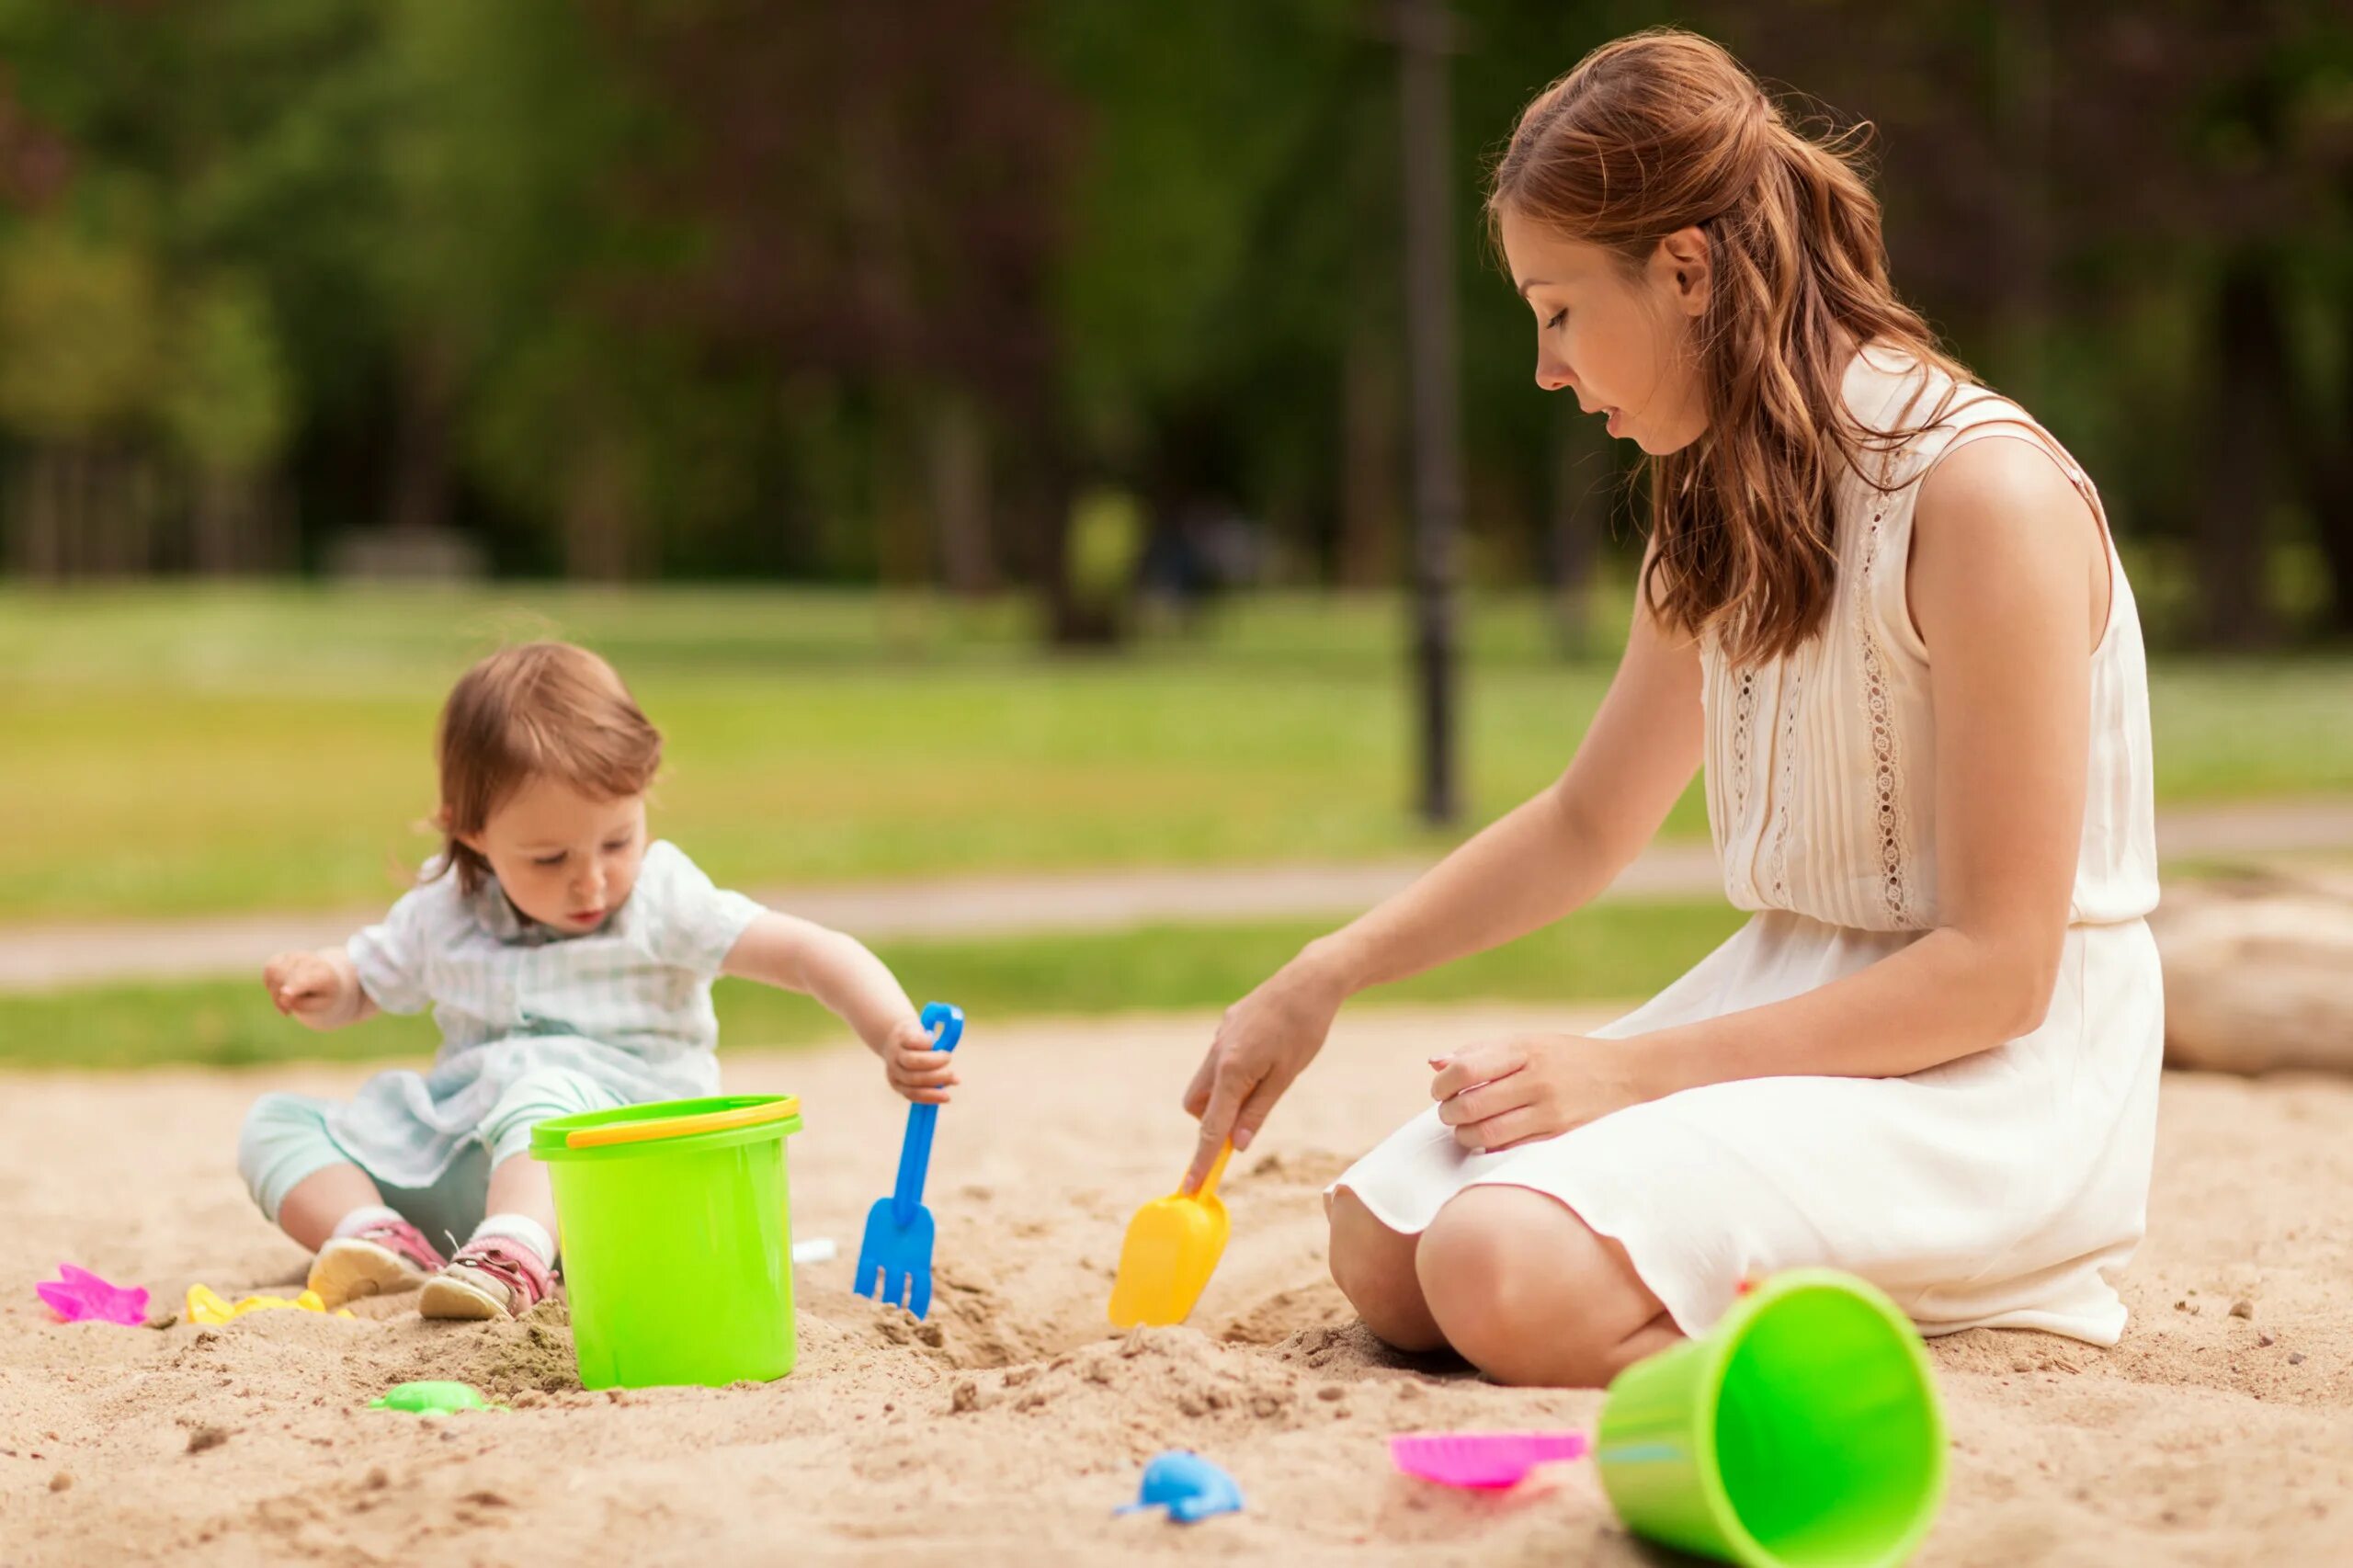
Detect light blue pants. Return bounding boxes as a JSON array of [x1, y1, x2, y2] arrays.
[[236, 1067, 620, 1255]]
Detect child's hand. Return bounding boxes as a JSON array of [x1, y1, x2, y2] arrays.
[[881, 1014, 960, 1105], [263, 950, 344, 1023]]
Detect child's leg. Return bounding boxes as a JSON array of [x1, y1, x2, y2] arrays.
[[239, 1092, 448, 1304], [473, 1063, 620, 1249], [1415, 1185, 1681, 1388], [482, 1142, 559, 1244], [277, 1164, 388, 1252], [419, 1067, 619, 1321], [1325, 1187, 1448, 1352], [239, 1093, 389, 1248]]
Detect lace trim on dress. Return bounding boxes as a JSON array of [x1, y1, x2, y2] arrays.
[[1764, 654, 1804, 908], [1855, 462, 1914, 926], [1729, 666, 1758, 828]]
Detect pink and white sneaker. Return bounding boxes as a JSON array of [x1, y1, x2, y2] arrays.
[[418, 1236, 554, 1322], [308, 1218, 448, 1308]]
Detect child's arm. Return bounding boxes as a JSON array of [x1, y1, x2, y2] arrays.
[[262, 947, 380, 1030], [720, 912, 954, 1103]]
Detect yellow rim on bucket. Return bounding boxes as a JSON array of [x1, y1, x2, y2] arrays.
[[563, 1096, 802, 1149]]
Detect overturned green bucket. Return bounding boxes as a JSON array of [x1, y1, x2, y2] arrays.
[[531, 1094, 802, 1391], [1596, 1270, 1947, 1568]]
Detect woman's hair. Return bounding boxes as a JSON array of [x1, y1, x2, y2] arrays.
[[1490, 28, 1973, 664], [430, 642, 662, 895]]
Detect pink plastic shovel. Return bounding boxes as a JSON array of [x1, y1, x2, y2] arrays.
[[36, 1264, 150, 1325], [1388, 1430, 1591, 1489]]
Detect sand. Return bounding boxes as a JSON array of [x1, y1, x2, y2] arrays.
[[4, 1006, 2347, 1565]]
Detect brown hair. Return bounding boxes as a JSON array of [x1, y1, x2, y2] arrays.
[[430, 642, 662, 895], [1490, 28, 1973, 664]]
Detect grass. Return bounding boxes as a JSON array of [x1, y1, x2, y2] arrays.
[[2, 583, 2347, 923], [0, 899, 1746, 1072]]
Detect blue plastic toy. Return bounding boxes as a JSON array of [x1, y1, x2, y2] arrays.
[[1119, 1450, 1245, 1524], [853, 1002, 964, 1319]]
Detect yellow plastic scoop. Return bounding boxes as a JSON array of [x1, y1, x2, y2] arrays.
[[1108, 1142, 1233, 1328], [186, 1283, 356, 1324]]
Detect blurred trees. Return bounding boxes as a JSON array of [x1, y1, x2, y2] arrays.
[[0, 0, 2344, 644]]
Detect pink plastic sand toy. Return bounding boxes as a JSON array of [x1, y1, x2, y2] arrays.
[[37, 1264, 151, 1325], [1388, 1430, 1592, 1490]]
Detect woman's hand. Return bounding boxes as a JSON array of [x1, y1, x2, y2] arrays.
[[1180, 957, 1348, 1189], [1430, 1034, 1659, 1153]]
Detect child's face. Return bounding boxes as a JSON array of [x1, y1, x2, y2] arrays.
[[458, 778, 649, 934], [1496, 206, 1711, 456]]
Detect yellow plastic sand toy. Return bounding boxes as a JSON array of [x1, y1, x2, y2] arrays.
[[186, 1283, 356, 1324], [1108, 1142, 1233, 1328]]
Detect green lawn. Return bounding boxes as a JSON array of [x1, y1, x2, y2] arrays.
[[3, 584, 2347, 923], [0, 899, 1745, 1072]]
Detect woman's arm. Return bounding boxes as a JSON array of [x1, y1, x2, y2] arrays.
[[1303, 575, 1706, 998], [1437, 439, 2110, 1153], [1638, 437, 2103, 1088], [1178, 566, 1705, 1185]]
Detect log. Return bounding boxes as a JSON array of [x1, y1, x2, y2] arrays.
[[2152, 873, 2353, 1076]]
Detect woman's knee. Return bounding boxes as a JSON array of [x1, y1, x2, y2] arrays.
[[1326, 1187, 1445, 1352], [1415, 1185, 1654, 1387]]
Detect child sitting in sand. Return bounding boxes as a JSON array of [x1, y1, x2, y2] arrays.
[[240, 641, 957, 1321], [1182, 29, 2162, 1386]]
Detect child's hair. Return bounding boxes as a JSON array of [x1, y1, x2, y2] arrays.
[[430, 642, 663, 895], [1489, 28, 1973, 665]]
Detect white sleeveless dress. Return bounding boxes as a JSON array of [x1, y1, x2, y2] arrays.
[[1334, 344, 2164, 1346]]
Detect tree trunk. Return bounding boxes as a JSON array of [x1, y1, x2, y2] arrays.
[[562, 440, 633, 582], [1548, 401, 1610, 656], [10, 448, 65, 579], [872, 398, 930, 590], [86, 449, 124, 574], [385, 350, 455, 540], [928, 394, 995, 597], [1338, 319, 1401, 589], [190, 468, 266, 574], [1396, 0, 1462, 826], [2278, 284, 2353, 636], [2197, 256, 2282, 648], [1006, 426, 1086, 643], [63, 444, 94, 576], [114, 449, 158, 575], [1040, 476, 1097, 643], [1991, 0, 2052, 407]]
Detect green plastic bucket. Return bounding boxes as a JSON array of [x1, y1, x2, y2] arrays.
[[1595, 1269, 1947, 1568], [530, 1094, 802, 1391]]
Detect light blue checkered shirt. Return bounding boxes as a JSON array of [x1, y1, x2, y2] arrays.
[[331, 839, 765, 1187]]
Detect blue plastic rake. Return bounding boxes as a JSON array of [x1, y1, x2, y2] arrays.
[[852, 1001, 964, 1319]]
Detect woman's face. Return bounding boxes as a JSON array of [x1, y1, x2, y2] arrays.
[[1496, 205, 1711, 456]]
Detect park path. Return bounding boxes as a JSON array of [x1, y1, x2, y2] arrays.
[[3, 798, 2349, 993]]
